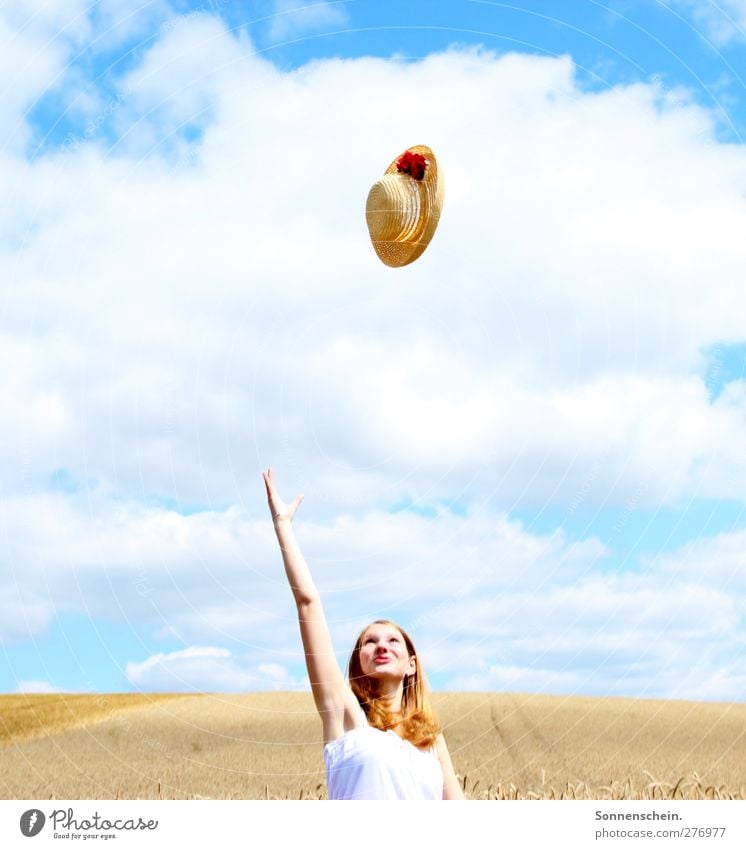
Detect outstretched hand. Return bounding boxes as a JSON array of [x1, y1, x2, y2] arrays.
[[262, 467, 304, 524]]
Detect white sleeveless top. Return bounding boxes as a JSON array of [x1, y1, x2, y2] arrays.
[[324, 707, 443, 800]]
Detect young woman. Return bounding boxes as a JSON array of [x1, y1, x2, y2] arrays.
[[263, 468, 464, 800]]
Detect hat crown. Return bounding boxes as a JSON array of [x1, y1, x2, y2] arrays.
[[365, 145, 444, 268]]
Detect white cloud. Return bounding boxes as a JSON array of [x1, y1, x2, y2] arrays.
[[0, 491, 602, 642], [14, 679, 68, 694], [668, 0, 746, 44], [113, 12, 255, 156], [0, 1, 172, 151], [651, 526, 746, 592], [0, 589, 55, 644], [264, 0, 349, 42], [91, 0, 174, 49], [1, 487, 744, 699], [0, 493, 282, 642], [3, 0, 92, 40], [125, 645, 306, 691], [0, 9, 80, 150], [3, 40, 744, 510], [2, 15, 746, 697], [425, 569, 744, 699]]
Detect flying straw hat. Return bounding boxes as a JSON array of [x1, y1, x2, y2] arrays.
[[365, 144, 444, 268]]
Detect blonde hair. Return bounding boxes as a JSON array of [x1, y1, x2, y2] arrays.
[[347, 619, 440, 749]]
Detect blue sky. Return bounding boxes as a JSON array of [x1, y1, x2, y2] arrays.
[[1, 0, 746, 700]]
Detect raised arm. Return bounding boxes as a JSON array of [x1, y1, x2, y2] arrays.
[[262, 468, 358, 742]]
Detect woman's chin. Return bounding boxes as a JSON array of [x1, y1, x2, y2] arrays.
[[365, 667, 401, 682]]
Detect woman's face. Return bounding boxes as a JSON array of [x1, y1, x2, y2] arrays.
[[358, 622, 416, 682]]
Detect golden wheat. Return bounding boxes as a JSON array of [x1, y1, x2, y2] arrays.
[[1, 692, 744, 799], [0, 693, 190, 745]]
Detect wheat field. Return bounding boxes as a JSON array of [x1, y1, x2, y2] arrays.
[[1, 692, 744, 799]]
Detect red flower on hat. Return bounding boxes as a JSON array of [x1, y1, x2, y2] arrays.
[[396, 150, 427, 181]]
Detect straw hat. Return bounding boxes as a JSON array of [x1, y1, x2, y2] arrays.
[[365, 144, 444, 268]]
